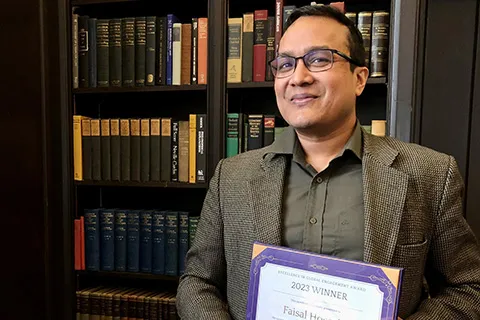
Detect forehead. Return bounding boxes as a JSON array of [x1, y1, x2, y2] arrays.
[[279, 16, 349, 55]]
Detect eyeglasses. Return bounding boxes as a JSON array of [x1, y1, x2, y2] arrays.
[[269, 48, 363, 79]]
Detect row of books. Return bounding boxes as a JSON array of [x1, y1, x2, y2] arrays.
[[294, 1, 390, 76], [76, 287, 177, 320], [227, 1, 389, 83], [73, 115, 206, 184], [226, 113, 284, 157], [226, 114, 387, 158], [72, 14, 208, 89], [75, 209, 199, 276]]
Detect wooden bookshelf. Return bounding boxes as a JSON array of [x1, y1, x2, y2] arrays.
[[73, 84, 207, 94], [77, 270, 180, 281], [75, 180, 207, 188]]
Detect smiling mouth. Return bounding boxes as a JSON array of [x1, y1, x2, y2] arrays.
[[290, 94, 318, 105]]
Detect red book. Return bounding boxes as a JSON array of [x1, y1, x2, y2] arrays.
[[254, 10, 268, 82], [80, 216, 85, 270], [74, 219, 81, 270]]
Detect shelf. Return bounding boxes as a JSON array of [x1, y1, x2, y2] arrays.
[[77, 270, 180, 281], [227, 81, 274, 89], [73, 84, 207, 94], [227, 77, 386, 89], [72, 0, 139, 5], [75, 180, 207, 188]]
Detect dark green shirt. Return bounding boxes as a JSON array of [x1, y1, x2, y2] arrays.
[[267, 122, 365, 261]]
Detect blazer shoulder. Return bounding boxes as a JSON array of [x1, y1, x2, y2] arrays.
[[219, 148, 271, 180], [377, 135, 454, 174]]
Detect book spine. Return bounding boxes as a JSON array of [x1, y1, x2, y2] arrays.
[[274, 0, 283, 53], [196, 114, 206, 183], [100, 209, 115, 271], [166, 15, 178, 85], [114, 210, 127, 271], [263, 115, 275, 147], [152, 211, 166, 274], [109, 19, 122, 87], [227, 18, 243, 83], [127, 210, 140, 272], [120, 119, 131, 181], [172, 23, 182, 85], [145, 16, 156, 86], [110, 119, 121, 181], [122, 18, 135, 87], [283, 6, 296, 32], [140, 119, 150, 182], [188, 114, 196, 183], [171, 120, 179, 182], [253, 10, 268, 82], [73, 115, 83, 180], [97, 19, 110, 87], [140, 211, 153, 273], [72, 13, 79, 88], [178, 121, 189, 183], [156, 17, 167, 85], [178, 212, 189, 275], [91, 119, 102, 181], [150, 119, 161, 181], [242, 13, 254, 82], [181, 23, 192, 85], [84, 209, 100, 271], [101, 119, 111, 180], [247, 114, 264, 150], [226, 113, 239, 158], [265, 16, 275, 81], [358, 12, 373, 68], [165, 212, 178, 276], [130, 119, 141, 181], [135, 17, 146, 86], [78, 15, 89, 88], [191, 18, 198, 84], [161, 118, 172, 181], [197, 18, 208, 84], [370, 11, 389, 77], [88, 18, 97, 88]]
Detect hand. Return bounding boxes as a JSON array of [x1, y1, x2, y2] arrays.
[[398, 318, 403, 320]]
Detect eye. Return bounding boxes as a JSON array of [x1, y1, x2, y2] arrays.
[[278, 62, 293, 70], [309, 56, 331, 66]]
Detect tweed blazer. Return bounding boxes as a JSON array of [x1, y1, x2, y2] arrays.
[[176, 128, 480, 319]]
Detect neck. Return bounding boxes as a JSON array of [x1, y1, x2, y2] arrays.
[[295, 117, 357, 172]]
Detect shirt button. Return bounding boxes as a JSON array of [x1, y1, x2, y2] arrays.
[[316, 177, 323, 184], [309, 217, 317, 224]]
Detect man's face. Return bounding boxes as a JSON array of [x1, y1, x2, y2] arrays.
[[274, 16, 368, 133]]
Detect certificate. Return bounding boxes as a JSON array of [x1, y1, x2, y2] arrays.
[[246, 242, 403, 320]]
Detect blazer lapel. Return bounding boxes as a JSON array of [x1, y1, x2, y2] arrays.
[[248, 154, 288, 246], [362, 133, 409, 266]]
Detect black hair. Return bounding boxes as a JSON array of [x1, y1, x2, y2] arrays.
[[284, 5, 366, 71]]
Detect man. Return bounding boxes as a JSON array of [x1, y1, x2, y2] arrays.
[[176, 5, 480, 319]]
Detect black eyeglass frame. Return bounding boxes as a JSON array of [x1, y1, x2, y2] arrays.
[[268, 48, 364, 78]]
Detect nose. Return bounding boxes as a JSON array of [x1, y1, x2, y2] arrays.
[[290, 59, 314, 87]]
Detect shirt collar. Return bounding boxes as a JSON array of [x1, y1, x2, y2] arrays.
[[263, 120, 364, 161]]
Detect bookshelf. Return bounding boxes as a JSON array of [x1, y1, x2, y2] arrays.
[[65, 0, 411, 319]]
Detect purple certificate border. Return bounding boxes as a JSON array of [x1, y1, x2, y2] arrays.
[[246, 242, 403, 320]]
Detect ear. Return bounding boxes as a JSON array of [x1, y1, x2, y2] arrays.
[[354, 66, 369, 96]]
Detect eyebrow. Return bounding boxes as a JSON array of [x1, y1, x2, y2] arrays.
[[278, 45, 331, 57]]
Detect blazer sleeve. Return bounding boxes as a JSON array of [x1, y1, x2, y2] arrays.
[[176, 159, 232, 320], [407, 156, 480, 319]]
